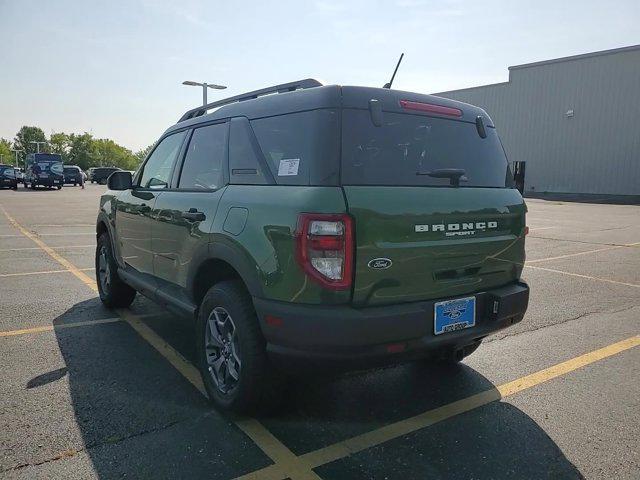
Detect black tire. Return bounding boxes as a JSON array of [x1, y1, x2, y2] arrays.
[[30, 182, 35, 190], [196, 280, 285, 413], [96, 232, 136, 308], [56, 185, 62, 190]]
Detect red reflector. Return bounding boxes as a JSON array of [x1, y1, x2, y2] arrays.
[[308, 235, 342, 250], [265, 315, 283, 327], [386, 343, 406, 353], [399, 100, 462, 117], [524, 226, 529, 236]]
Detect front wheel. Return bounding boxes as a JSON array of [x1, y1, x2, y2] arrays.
[[56, 185, 62, 190], [96, 233, 136, 308], [196, 281, 285, 413]]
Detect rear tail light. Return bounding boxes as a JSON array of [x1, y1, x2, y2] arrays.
[[295, 213, 354, 290], [399, 99, 463, 117]]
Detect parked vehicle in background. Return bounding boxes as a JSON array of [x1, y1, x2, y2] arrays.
[[0, 164, 18, 190], [14, 168, 24, 182], [63, 165, 83, 185], [90, 167, 121, 184], [23, 153, 64, 189], [87, 167, 96, 182], [95, 79, 529, 413]]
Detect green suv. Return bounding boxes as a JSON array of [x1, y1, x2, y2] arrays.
[[96, 79, 529, 412]]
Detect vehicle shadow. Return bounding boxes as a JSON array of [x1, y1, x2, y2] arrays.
[[45, 300, 584, 479]]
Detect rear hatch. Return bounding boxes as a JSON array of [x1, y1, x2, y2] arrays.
[[341, 103, 526, 307]]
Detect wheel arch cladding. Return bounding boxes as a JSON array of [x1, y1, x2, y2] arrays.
[[190, 244, 263, 306]]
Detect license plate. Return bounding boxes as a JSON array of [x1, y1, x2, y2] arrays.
[[434, 296, 476, 335]]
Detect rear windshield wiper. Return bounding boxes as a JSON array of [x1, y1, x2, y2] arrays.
[[417, 168, 468, 187]]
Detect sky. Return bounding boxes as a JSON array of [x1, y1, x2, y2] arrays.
[[1, 0, 639, 151]]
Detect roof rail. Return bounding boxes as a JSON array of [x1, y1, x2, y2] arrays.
[[178, 78, 323, 122]]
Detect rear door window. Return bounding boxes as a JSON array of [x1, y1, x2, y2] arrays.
[[178, 123, 227, 190], [341, 109, 511, 187]]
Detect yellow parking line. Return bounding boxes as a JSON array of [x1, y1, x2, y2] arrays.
[[0, 245, 94, 252], [32, 224, 94, 227], [117, 309, 207, 396], [527, 242, 639, 264], [525, 264, 640, 288], [0, 318, 121, 337], [0, 268, 94, 278], [0, 206, 302, 479], [5, 203, 637, 480], [237, 335, 640, 479], [0, 205, 98, 292]]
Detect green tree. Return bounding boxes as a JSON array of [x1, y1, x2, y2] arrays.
[[0, 138, 13, 165], [92, 138, 139, 171], [14, 126, 48, 161], [67, 133, 96, 170], [49, 132, 72, 162], [134, 144, 154, 163]]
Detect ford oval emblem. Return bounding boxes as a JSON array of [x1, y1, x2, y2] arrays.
[[368, 258, 392, 270]]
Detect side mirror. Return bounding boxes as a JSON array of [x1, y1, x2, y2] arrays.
[[107, 171, 132, 191]]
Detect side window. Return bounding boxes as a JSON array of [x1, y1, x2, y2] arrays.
[[178, 123, 227, 190], [250, 109, 339, 186], [139, 131, 186, 189], [229, 117, 268, 185]]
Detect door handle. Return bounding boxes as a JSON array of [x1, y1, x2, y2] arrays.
[[182, 208, 206, 221]]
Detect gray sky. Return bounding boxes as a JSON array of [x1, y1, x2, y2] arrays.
[[1, 0, 638, 151]]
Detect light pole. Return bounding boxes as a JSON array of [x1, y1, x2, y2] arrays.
[[29, 141, 47, 153], [11, 149, 24, 167], [182, 81, 227, 106]]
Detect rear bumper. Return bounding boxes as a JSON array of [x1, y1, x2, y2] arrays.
[[254, 281, 529, 370], [33, 178, 63, 186]]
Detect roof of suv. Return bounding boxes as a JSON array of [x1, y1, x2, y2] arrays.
[[166, 82, 493, 137]]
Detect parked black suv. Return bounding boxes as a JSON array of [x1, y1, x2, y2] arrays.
[[90, 167, 121, 184], [96, 79, 529, 413], [63, 165, 83, 185], [0, 165, 18, 190]]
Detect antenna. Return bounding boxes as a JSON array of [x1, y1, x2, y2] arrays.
[[383, 53, 404, 89]]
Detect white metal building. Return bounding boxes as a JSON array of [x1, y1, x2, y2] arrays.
[[435, 45, 640, 199]]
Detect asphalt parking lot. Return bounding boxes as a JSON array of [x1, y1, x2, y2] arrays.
[[0, 184, 638, 480]]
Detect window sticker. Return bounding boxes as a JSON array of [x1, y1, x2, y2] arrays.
[[277, 158, 300, 176]]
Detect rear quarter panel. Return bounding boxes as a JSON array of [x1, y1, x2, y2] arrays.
[[215, 185, 350, 304]]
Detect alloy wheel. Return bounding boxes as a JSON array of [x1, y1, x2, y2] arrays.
[[97, 245, 111, 294], [205, 306, 241, 394]]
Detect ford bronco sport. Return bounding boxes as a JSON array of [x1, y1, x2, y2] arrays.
[[96, 79, 529, 412]]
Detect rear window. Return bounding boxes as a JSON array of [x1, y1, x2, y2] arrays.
[[250, 109, 339, 185], [33, 161, 63, 175], [341, 110, 511, 187]]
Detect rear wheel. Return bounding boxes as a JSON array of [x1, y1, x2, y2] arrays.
[[96, 232, 136, 308], [196, 280, 285, 413]]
